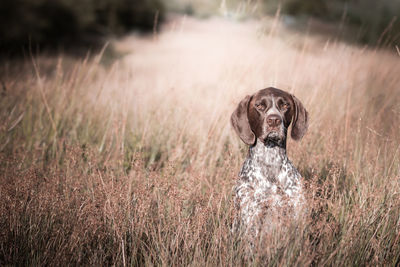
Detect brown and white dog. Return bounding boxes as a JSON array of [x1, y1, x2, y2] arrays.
[[231, 87, 309, 239]]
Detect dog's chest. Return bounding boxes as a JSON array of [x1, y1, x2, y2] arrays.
[[236, 142, 302, 209], [240, 143, 299, 186]]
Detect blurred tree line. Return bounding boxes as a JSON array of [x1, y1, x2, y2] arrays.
[[1, 0, 399, 52], [265, 0, 400, 46], [166, 0, 400, 47], [0, 0, 164, 53]]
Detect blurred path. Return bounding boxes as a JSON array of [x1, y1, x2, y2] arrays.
[[112, 15, 334, 98], [114, 16, 273, 91]]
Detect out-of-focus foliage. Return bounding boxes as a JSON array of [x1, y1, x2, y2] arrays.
[[274, 0, 400, 46], [165, 0, 221, 18], [167, 0, 400, 46], [284, 0, 328, 17], [335, 0, 400, 46], [0, 0, 164, 51]]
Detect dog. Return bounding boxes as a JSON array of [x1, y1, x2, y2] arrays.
[[231, 87, 309, 239]]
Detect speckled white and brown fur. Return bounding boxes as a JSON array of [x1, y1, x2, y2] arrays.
[[231, 87, 309, 239], [233, 141, 304, 237]]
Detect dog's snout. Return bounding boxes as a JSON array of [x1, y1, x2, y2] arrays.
[[266, 115, 282, 127]]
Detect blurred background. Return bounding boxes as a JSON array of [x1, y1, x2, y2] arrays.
[[1, 1, 400, 265], [1, 0, 400, 55]]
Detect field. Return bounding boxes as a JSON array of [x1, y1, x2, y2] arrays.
[[1, 15, 400, 265]]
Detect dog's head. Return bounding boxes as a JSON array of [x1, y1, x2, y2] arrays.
[[231, 87, 308, 147]]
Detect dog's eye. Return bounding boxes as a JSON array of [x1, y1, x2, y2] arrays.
[[255, 103, 265, 111], [281, 103, 289, 110]]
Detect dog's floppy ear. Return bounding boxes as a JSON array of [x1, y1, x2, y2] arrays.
[[231, 95, 255, 145], [291, 94, 309, 141]]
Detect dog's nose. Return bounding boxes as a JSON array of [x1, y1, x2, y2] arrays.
[[267, 115, 282, 127]]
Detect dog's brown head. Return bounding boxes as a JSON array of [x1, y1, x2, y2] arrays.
[[231, 87, 308, 147]]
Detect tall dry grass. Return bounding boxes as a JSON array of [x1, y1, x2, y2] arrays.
[[1, 16, 400, 265]]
